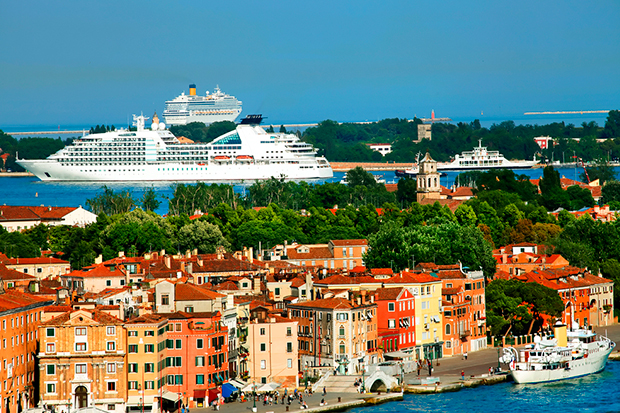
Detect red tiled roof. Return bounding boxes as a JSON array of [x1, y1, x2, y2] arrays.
[[289, 297, 354, 310], [176, 283, 225, 301], [330, 239, 368, 247], [0, 290, 52, 312], [41, 309, 124, 326], [374, 287, 404, 300], [6, 257, 70, 265], [286, 246, 332, 260], [314, 273, 381, 285], [370, 268, 394, 276], [0, 263, 37, 281], [385, 271, 438, 284]]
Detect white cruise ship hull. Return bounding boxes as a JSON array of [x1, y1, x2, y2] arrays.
[[163, 110, 242, 126], [18, 159, 333, 182], [511, 345, 613, 384]]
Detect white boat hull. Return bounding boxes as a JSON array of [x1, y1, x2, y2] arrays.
[[510, 345, 614, 384], [17, 159, 333, 182], [437, 160, 539, 172]]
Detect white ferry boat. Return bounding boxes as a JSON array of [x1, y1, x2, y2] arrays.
[[500, 322, 615, 384], [437, 140, 539, 171], [16, 114, 332, 182], [163, 84, 242, 125]]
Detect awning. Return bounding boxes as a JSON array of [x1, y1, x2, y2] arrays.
[[257, 382, 280, 392], [242, 383, 258, 392], [221, 383, 238, 398], [229, 379, 247, 388], [193, 390, 206, 399], [127, 396, 155, 405], [161, 390, 181, 402]]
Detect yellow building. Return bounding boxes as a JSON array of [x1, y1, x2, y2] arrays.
[[38, 309, 127, 412]]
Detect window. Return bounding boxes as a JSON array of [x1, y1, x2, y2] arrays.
[[75, 327, 87, 336], [388, 319, 396, 329], [175, 339, 182, 349], [106, 280, 112, 287], [287, 342, 293, 352], [129, 363, 138, 373], [196, 356, 205, 367], [145, 330, 155, 337], [107, 382, 116, 391], [46, 328, 55, 337], [260, 360, 266, 370], [107, 326, 116, 336], [145, 344, 154, 353], [145, 381, 154, 390], [339, 326, 345, 337], [128, 381, 138, 390], [175, 323, 182, 332], [107, 341, 116, 351], [46, 383, 56, 394], [128, 345, 138, 353], [145, 363, 154, 373], [185, 306, 194, 313], [260, 343, 266, 352], [197, 339, 203, 349], [445, 324, 451, 335], [76, 364, 87, 374], [76, 343, 87, 352], [287, 359, 292, 368], [107, 363, 116, 374], [175, 375, 183, 385], [196, 374, 204, 385], [128, 331, 138, 337], [46, 365, 55, 375], [287, 327, 292, 336], [275, 288, 280, 296], [46, 343, 55, 353], [161, 294, 169, 305], [260, 328, 265, 336]]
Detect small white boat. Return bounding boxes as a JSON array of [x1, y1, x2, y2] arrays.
[[437, 140, 539, 171]]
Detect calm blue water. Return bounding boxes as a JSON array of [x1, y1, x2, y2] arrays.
[[349, 361, 620, 413], [0, 165, 617, 215]]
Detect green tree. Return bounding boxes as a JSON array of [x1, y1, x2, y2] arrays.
[[86, 186, 136, 215], [345, 167, 377, 187], [177, 220, 230, 253], [140, 187, 161, 212], [601, 180, 620, 205], [396, 177, 417, 205], [603, 110, 620, 139]]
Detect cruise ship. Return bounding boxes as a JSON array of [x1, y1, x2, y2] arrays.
[[500, 322, 615, 384], [163, 84, 242, 125], [437, 140, 539, 171], [16, 114, 332, 182]]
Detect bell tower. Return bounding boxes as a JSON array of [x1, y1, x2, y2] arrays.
[[417, 152, 441, 203]]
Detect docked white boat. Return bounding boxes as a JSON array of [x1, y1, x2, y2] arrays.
[[500, 322, 615, 384], [437, 140, 539, 171], [16, 114, 332, 182]]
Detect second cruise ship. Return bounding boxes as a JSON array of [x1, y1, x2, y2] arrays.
[[163, 84, 242, 125]]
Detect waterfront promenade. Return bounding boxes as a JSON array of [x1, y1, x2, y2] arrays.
[[188, 324, 620, 413]]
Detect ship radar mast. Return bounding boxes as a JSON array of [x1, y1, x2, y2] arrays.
[[133, 113, 149, 132]]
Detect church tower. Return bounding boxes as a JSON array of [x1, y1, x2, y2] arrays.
[[416, 152, 441, 203]]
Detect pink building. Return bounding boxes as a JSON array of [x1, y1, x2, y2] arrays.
[[374, 287, 416, 353]]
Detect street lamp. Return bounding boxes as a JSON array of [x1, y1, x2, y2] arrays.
[[359, 357, 365, 393], [252, 381, 257, 412], [138, 384, 143, 413], [497, 347, 501, 371]]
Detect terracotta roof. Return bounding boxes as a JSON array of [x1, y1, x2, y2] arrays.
[[329, 239, 368, 247], [0, 290, 52, 312], [385, 271, 439, 284], [0, 205, 78, 222], [176, 283, 225, 301], [213, 281, 238, 291], [41, 309, 124, 326], [442, 287, 461, 295], [125, 313, 169, 325], [6, 257, 69, 265], [374, 287, 404, 300], [0, 263, 37, 281], [289, 297, 354, 310], [286, 246, 333, 260], [314, 273, 381, 286], [370, 268, 393, 276]]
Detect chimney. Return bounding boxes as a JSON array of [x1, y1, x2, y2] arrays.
[[186, 250, 191, 259], [361, 290, 366, 304], [181, 262, 186, 272], [249, 247, 254, 264], [95, 254, 103, 265], [305, 271, 313, 300], [197, 257, 203, 267], [192, 249, 198, 256], [160, 249, 166, 257], [165, 256, 171, 269], [118, 251, 125, 258], [187, 262, 193, 274], [253, 276, 260, 294]]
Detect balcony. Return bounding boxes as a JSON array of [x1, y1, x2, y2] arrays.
[[460, 330, 471, 339]]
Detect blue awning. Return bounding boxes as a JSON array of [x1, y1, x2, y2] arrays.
[[222, 382, 238, 398]]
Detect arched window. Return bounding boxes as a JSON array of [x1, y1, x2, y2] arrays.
[[445, 323, 451, 335], [339, 326, 345, 337], [339, 342, 346, 355]]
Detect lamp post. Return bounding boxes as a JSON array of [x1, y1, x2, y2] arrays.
[[359, 357, 365, 393], [497, 347, 501, 371], [252, 381, 256, 412], [138, 384, 142, 413]]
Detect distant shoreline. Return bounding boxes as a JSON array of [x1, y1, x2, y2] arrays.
[[0, 172, 34, 177]]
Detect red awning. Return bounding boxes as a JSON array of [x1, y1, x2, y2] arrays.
[[194, 390, 206, 399]]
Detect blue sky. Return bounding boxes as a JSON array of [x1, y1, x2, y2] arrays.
[[1, 0, 619, 128]]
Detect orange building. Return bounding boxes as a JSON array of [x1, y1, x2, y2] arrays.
[[0, 288, 53, 412], [273, 239, 368, 270], [38, 309, 127, 412]]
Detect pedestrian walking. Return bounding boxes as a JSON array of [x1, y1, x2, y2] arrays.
[[461, 370, 465, 381], [464, 351, 468, 360], [323, 386, 326, 396], [417, 361, 422, 377]]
